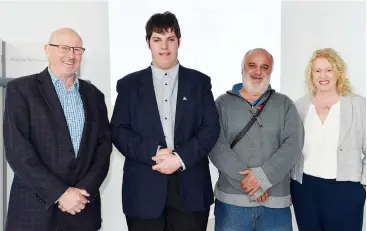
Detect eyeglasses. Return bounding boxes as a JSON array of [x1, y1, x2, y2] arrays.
[[48, 44, 85, 55]]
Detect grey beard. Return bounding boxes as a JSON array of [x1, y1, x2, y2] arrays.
[[243, 80, 270, 95]]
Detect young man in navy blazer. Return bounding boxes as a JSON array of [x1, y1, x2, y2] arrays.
[[110, 11, 220, 231]]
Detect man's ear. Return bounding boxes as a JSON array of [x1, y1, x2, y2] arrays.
[[178, 38, 181, 48], [147, 39, 151, 49]]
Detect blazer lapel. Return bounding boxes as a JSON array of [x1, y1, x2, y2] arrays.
[[139, 67, 165, 139], [338, 96, 353, 147], [37, 68, 71, 139], [76, 81, 95, 157], [69, 80, 95, 182], [174, 66, 190, 133]]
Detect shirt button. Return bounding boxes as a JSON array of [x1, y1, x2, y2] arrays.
[[339, 148, 343, 151], [165, 73, 167, 76], [165, 99, 168, 102], [165, 83, 168, 86], [165, 117, 167, 120]]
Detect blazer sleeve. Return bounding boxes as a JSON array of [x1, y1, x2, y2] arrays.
[[361, 97, 366, 185], [110, 79, 158, 165], [174, 76, 220, 169], [3, 81, 69, 209], [76, 88, 112, 196]]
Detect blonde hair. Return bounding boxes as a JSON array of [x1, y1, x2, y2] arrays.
[[305, 48, 351, 96]]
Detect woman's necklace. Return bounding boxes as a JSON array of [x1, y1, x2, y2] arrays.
[[323, 105, 330, 111]]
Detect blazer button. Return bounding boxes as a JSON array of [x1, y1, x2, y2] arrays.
[[176, 145, 180, 148]]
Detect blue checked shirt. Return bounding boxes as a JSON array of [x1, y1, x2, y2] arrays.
[[48, 68, 85, 156]]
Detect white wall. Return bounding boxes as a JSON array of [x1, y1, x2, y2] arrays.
[[281, 1, 366, 99], [281, 1, 366, 231], [0, 1, 111, 100], [0, 1, 112, 230], [108, 0, 281, 230]]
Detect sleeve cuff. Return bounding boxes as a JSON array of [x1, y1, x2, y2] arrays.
[[251, 167, 273, 191], [174, 152, 186, 171], [155, 145, 161, 155], [249, 188, 265, 201], [361, 172, 366, 185]]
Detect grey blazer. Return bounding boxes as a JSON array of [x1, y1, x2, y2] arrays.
[[291, 93, 366, 185]]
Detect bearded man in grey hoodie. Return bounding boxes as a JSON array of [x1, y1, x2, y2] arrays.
[[209, 48, 304, 231]]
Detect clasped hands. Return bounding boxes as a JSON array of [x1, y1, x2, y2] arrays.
[[239, 169, 269, 203], [57, 148, 182, 215], [58, 187, 90, 215], [152, 148, 181, 174]]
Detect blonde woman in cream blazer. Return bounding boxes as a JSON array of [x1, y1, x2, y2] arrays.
[[291, 48, 366, 231]]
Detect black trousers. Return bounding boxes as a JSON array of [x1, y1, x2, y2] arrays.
[[291, 174, 365, 231], [126, 173, 210, 231]]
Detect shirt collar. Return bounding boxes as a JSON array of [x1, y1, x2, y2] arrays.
[[48, 67, 79, 89], [151, 62, 180, 80]]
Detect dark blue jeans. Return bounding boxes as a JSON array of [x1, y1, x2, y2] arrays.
[[214, 200, 292, 231], [291, 174, 365, 231]]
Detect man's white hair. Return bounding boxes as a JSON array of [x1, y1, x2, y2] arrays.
[[241, 48, 274, 74]]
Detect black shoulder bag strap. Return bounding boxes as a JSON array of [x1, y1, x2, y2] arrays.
[[230, 90, 274, 149]]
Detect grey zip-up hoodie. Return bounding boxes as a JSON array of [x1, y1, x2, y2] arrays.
[[209, 83, 304, 208]]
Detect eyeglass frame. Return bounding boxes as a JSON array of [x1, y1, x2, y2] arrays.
[[48, 44, 86, 55]]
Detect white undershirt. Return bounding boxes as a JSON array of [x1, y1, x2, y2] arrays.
[[303, 101, 340, 179]]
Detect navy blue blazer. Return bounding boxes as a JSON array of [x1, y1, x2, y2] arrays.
[[110, 65, 220, 219], [3, 68, 112, 231]]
